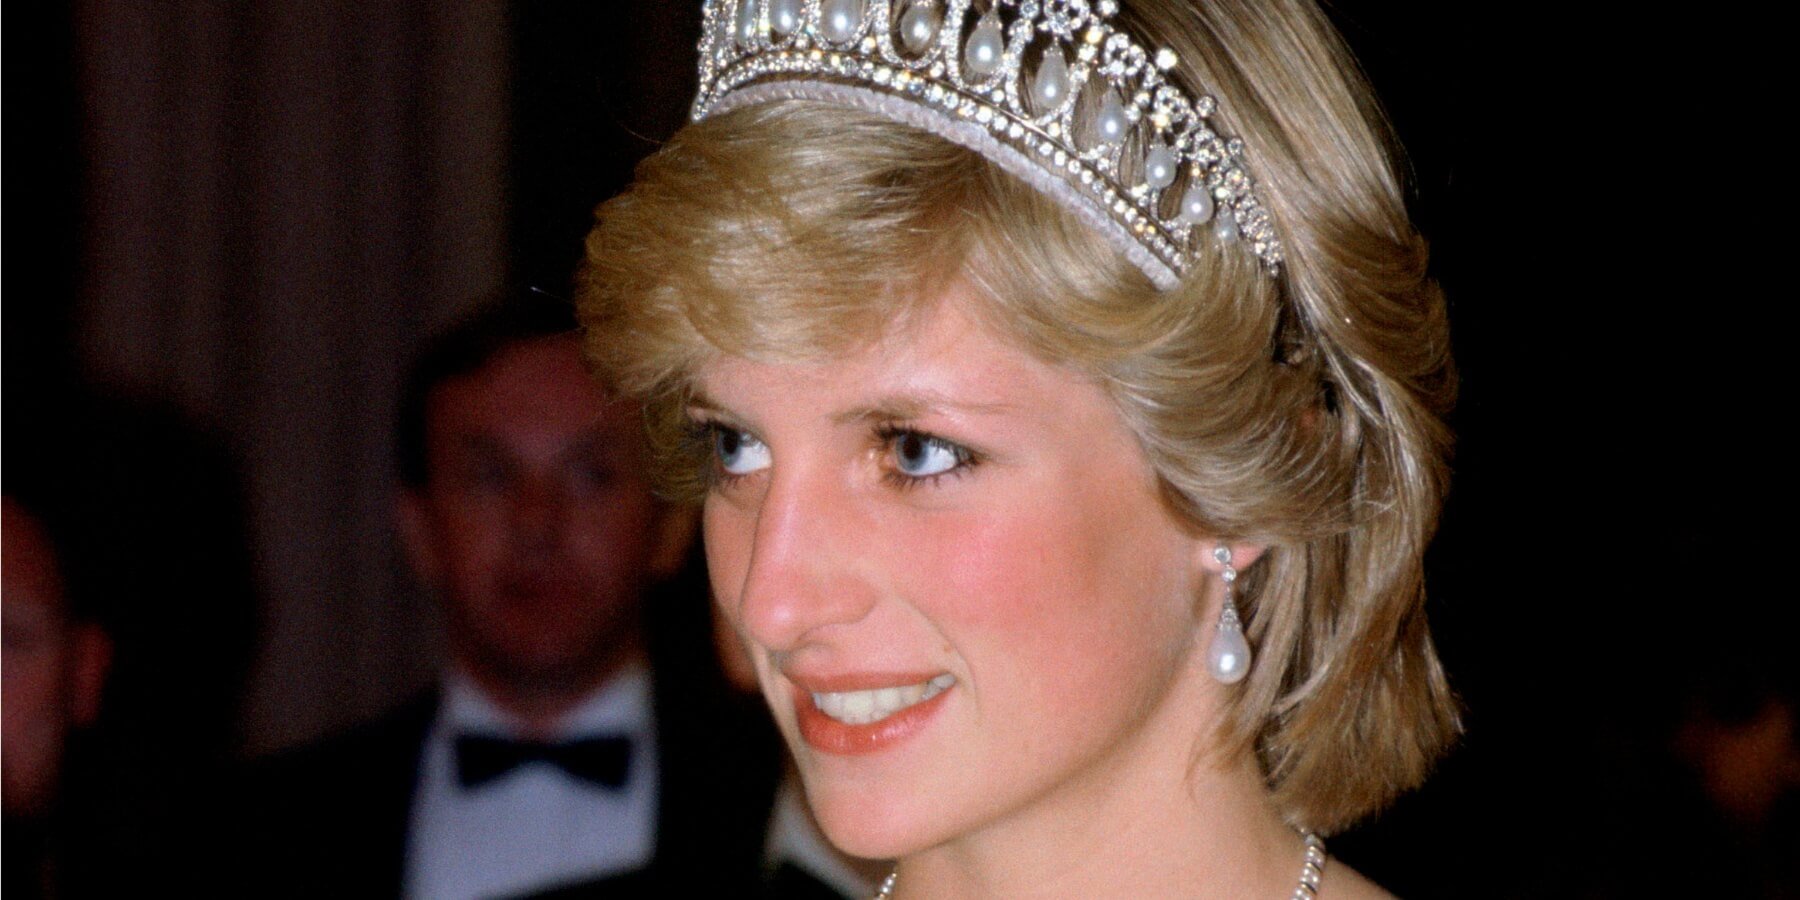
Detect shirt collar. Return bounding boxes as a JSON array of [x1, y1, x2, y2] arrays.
[[440, 663, 653, 742]]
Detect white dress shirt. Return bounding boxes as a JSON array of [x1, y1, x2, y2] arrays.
[[405, 666, 659, 900]]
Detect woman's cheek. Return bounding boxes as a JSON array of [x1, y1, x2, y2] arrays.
[[930, 494, 1097, 631]]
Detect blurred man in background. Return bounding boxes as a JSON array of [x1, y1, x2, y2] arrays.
[[238, 288, 788, 898], [2, 495, 113, 899], [4, 377, 257, 899]]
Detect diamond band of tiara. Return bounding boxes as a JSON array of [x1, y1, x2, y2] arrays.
[[693, 0, 1283, 289]]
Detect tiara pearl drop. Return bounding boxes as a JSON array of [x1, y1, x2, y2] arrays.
[[695, 0, 1284, 290]]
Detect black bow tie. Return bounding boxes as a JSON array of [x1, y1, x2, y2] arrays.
[[453, 734, 632, 790]]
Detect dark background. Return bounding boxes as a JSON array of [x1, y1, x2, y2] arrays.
[[4, 2, 1785, 895]]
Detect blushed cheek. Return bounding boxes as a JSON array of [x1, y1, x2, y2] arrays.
[[930, 498, 1115, 632], [927, 492, 1184, 719]]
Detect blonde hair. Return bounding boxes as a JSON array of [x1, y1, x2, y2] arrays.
[[579, 0, 1457, 833]]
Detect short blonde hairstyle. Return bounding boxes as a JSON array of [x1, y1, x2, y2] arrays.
[[579, 0, 1457, 833]]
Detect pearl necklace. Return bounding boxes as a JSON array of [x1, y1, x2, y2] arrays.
[[872, 831, 1327, 899]]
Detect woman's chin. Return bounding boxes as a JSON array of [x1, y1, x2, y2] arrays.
[[806, 779, 937, 861]]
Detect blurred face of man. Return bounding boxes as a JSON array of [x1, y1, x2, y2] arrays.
[[2, 499, 109, 819], [400, 336, 682, 719]]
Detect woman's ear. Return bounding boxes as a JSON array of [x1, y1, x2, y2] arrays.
[[1196, 539, 1265, 575]]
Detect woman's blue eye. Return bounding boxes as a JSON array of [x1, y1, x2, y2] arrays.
[[714, 427, 771, 476], [891, 431, 969, 478]]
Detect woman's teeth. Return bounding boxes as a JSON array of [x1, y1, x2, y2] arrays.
[[812, 674, 955, 725]]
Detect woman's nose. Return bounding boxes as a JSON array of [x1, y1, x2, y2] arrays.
[[731, 465, 879, 653]]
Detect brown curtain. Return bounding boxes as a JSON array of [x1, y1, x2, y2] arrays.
[[73, 0, 509, 754]]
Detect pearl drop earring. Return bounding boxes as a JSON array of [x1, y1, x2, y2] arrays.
[[1206, 545, 1252, 684]]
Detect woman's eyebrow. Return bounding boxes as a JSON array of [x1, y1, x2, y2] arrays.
[[830, 392, 1014, 426], [684, 391, 725, 415], [687, 387, 1016, 425]]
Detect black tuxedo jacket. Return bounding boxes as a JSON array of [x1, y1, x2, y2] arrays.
[[228, 585, 787, 899]]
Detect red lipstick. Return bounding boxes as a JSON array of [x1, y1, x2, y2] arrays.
[[788, 674, 953, 756]]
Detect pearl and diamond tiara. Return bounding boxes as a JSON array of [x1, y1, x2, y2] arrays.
[[693, 0, 1283, 289]]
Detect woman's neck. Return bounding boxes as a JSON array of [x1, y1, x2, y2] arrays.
[[892, 677, 1307, 899]]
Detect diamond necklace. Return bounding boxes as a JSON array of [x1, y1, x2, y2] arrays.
[[872, 831, 1327, 899]]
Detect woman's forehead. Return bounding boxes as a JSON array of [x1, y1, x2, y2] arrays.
[[688, 291, 1093, 423]]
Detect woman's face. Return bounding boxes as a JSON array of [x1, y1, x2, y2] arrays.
[[691, 285, 1216, 858]]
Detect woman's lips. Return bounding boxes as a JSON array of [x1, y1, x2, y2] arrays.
[[789, 673, 956, 755]]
